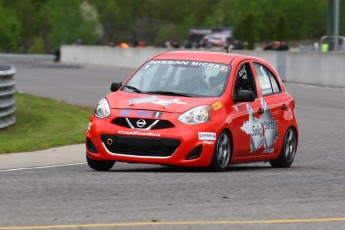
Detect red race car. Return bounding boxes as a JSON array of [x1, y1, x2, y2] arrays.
[[86, 51, 298, 171]]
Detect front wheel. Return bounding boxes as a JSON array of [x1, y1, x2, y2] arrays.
[[209, 131, 231, 172], [87, 155, 115, 171], [270, 127, 297, 168]]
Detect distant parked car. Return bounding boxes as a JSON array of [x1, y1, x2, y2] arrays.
[[86, 51, 298, 171]]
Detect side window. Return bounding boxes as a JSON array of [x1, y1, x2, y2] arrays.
[[270, 74, 280, 93], [233, 63, 257, 99], [254, 63, 281, 96]]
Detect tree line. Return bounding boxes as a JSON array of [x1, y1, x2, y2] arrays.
[[0, 0, 342, 53]]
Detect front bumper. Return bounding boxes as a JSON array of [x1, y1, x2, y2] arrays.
[[86, 112, 219, 167]]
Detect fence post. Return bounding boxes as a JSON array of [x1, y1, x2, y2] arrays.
[[277, 52, 287, 82], [0, 66, 16, 129]]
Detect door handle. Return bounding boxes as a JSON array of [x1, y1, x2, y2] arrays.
[[281, 104, 288, 110], [258, 108, 264, 114]]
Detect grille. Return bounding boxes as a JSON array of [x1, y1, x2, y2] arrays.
[[112, 117, 174, 130], [101, 135, 180, 157]]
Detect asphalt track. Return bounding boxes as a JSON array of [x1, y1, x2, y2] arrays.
[[1, 60, 345, 229]]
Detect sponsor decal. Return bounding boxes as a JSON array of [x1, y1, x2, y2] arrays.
[[240, 99, 279, 153], [190, 62, 228, 71], [263, 149, 274, 154], [136, 110, 151, 117], [220, 66, 228, 72], [239, 65, 248, 79], [129, 97, 155, 105], [118, 130, 161, 137], [203, 140, 215, 145], [212, 101, 222, 110], [147, 60, 228, 71], [87, 122, 92, 131], [120, 109, 131, 116], [152, 111, 163, 118], [129, 96, 187, 106], [148, 60, 190, 65], [198, 132, 216, 140]]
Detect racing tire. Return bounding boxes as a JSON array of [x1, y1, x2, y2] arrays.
[[270, 127, 297, 168], [209, 130, 231, 172], [86, 155, 115, 171]]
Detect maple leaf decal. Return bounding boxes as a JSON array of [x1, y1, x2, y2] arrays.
[[241, 99, 279, 153]]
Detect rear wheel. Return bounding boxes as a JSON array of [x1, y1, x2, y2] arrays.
[[86, 155, 115, 171], [209, 131, 231, 172], [270, 127, 297, 168]]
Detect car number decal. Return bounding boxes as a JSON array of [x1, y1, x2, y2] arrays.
[[152, 112, 163, 118], [120, 109, 131, 116], [136, 110, 151, 117]]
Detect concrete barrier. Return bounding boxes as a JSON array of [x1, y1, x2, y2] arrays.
[[0, 66, 16, 129], [286, 52, 345, 88], [61, 45, 345, 88], [61, 46, 171, 69]]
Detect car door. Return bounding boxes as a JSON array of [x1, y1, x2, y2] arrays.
[[231, 61, 263, 159], [251, 61, 284, 156]]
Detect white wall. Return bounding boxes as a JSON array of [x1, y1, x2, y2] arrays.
[[61, 45, 345, 88]]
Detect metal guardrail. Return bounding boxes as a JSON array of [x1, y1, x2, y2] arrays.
[[0, 54, 55, 61], [0, 66, 16, 129]]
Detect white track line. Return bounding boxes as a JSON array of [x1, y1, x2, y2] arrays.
[[0, 163, 86, 172]]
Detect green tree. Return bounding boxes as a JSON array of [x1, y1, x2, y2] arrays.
[[48, 0, 99, 50], [0, 4, 21, 52], [275, 16, 287, 41], [28, 37, 45, 54], [239, 13, 256, 50], [0, 0, 50, 53], [0, 0, 338, 52], [88, 0, 121, 44]]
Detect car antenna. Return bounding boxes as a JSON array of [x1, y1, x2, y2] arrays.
[[225, 46, 229, 53]]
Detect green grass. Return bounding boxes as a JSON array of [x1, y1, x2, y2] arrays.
[[0, 93, 93, 154]]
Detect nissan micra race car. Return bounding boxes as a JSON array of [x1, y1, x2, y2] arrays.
[[86, 51, 298, 171]]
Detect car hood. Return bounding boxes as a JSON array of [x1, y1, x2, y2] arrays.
[[107, 91, 220, 113]]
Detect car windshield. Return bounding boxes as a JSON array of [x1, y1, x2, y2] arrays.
[[123, 60, 231, 97]]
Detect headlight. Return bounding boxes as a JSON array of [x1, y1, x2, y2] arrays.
[[94, 98, 110, 118], [178, 105, 212, 124]]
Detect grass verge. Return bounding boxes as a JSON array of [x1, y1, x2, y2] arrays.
[[0, 93, 93, 154]]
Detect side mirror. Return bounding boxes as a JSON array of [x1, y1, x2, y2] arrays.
[[110, 82, 122, 92], [234, 90, 255, 102]]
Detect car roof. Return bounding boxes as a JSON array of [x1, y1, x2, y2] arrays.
[[151, 51, 254, 64]]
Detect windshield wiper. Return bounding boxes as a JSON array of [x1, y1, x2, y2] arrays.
[[124, 85, 144, 94], [145, 91, 192, 97]]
